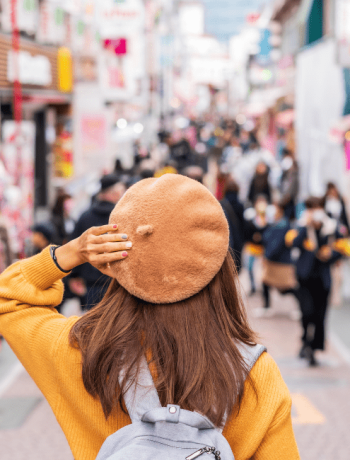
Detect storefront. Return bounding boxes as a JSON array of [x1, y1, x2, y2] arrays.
[[0, 33, 73, 257]]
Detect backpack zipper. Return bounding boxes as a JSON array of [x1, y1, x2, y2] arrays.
[[186, 446, 221, 460]]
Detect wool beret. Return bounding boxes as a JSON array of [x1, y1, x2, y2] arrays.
[[109, 174, 229, 303]]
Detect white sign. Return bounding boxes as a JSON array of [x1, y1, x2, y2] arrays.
[[0, 0, 39, 34], [190, 58, 234, 87], [99, 33, 146, 101], [37, 1, 65, 45], [7, 51, 52, 86], [96, 0, 145, 39], [179, 3, 204, 36]]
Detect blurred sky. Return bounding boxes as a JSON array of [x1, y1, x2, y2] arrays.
[[200, 0, 268, 42]]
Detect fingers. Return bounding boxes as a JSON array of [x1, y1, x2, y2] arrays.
[[93, 233, 128, 244], [90, 224, 118, 236], [91, 251, 129, 266], [93, 241, 132, 254]]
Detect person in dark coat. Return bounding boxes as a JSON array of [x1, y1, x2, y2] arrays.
[[220, 176, 245, 272], [248, 162, 271, 205], [324, 182, 350, 235], [279, 150, 299, 221], [69, 174, 126, 311], [288, 197, 343, 366], [51, 192, 75, 245], [243, 195, 270, 308], [263, 203, 293, 265]]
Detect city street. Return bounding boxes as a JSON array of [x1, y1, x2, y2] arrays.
[[1, 272, 350, 460]]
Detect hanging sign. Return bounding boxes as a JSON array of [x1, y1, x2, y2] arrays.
[[96, 0, 145, 39], [1, 0, 39, 34], [7, 50, 52, 86]]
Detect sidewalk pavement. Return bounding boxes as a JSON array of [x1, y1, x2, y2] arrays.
[[1, 281, 350, 459]]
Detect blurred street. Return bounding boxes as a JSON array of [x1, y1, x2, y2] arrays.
[[1, 273, 350, 459]]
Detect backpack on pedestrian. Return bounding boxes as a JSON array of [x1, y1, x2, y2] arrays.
[[96, 344, 266, 460]]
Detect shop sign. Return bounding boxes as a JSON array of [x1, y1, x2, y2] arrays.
[[336, 0, 350, 67], [96, 0, 145, 39], [58, 47, 73, 92], [1, 121, 35, 256], [53, 131, 73, 178], [99, 32, 145, 101], [0, 0, 39, 34], [7, 50, 52, 86], [74, 56, 98, 82], [37, 0, 66, 45]]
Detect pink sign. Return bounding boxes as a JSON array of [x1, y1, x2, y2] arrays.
[[345, 141, 350, 171], [81, 116, 107, 155]]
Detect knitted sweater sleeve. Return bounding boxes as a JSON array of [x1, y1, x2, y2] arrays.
[[0, 246, 74, 402]]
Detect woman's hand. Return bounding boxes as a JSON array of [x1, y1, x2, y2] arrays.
[[55, 224, 132, 277]]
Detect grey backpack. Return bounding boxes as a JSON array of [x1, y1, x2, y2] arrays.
[[96, 343, 266, 460]]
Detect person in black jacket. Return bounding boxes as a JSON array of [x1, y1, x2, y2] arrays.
[[69, 174, 126, 311], [324, 182, 350, 235], [288, 197, 343, 366], [248, 162, 272, 205], [220, 176, 245, 272]]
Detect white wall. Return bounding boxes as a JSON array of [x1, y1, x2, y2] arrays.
[[296, 39, 346, 198]]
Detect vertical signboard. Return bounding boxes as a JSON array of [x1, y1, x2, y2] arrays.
[[1, 121, 35, 256]]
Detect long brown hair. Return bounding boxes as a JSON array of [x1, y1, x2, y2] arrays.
[[69, 252, 256, 427]]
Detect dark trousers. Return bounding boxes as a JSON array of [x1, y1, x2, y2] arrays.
[[296, 278, 330, 351]]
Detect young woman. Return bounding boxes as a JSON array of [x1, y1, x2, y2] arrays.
[[0, 174, 299, 460]]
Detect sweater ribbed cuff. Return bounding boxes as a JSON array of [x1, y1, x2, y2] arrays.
[[21, 246, 71, 291]]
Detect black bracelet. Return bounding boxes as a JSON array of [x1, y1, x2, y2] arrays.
[[50, 245, 71, 273]]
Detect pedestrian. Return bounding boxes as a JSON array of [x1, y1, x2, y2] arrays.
[[287, 197, 343, 366], [323, 183, 350, 307], [51, 192, 75, 245], [243, 195, 270, 309], [30, 222, 58, 255], [220, 176, 245, 272], [248, 162, 272, 205], [324, 182, 350, 235], [69, 174, 126, 311], [0, 174, 299, 460], [279, 150, 299, 221], [260, 202, 298, 317]]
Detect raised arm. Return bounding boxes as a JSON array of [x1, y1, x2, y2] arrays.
[[0, 225, 131, 398]]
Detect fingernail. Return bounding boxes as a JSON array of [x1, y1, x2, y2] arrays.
[[126, 242, 132, 248], [122, 252, 128, 257], [122, 234, 128, 239], [113, 224, 118, 229]]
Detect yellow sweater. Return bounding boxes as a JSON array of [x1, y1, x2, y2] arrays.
[[0, 247, 300, 460]]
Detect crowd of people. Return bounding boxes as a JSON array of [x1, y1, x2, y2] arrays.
[[23, 118, 350, 369]]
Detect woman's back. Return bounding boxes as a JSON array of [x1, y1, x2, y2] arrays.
[[0, 174, 299, 459]]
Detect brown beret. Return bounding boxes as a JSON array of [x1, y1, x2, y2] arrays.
[[109, 174, 229, 303]]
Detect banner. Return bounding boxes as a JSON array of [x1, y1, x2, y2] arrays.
[[96, 0, 145, 39], [1, 0, 39, 34], [1, 121, 35, 255]]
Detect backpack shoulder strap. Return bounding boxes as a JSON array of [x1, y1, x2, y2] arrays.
[[217, 343, 266, 433], [239, 343, 267, 374], [120, 356, 161, 423]]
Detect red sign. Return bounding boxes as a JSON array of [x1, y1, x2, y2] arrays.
[[104, 38, 127, 55]]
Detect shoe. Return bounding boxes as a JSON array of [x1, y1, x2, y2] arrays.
[[298, 344, 308, 359], [249, 288, 256, 297], [304, 346, 319, 367]]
